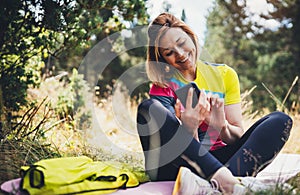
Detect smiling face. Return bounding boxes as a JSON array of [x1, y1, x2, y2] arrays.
[[146, 13, 200, 85], [158, 27, 197, 77]]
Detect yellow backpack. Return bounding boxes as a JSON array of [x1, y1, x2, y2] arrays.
[[20, 156, 149, 195]]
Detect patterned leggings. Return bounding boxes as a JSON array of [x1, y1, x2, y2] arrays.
[[137, 98, 293, 181]]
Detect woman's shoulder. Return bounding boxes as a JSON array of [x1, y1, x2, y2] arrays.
[[198, 60, 232, 69], [197, 61, 237, 75]]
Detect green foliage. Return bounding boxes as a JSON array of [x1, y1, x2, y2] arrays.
[[56, 69, 91, 130], [1, 58, 29, 112], [95, 26, 150, 100], [0, 0, 149, 115], [50, 0, 150, 73], [0, 0, 52, 114], [0, 0, 150, 184], [205, 0, 300, 112]]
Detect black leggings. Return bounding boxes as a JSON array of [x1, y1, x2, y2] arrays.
[[137, 99, 293, 181]]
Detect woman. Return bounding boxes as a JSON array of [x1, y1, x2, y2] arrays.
[[136, 12, 293, 194]]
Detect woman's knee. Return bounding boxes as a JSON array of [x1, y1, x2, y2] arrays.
[[138, 98, 162, 113], [247, 111, 293, 140], [137, 98, 179, 133], [138, 98, 176, 120], [266, 111, 293, 139], [268, 111, 293, 126], [137, 99, 160, 123]]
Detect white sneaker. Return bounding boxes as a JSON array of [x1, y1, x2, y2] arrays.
[[233, 183, 248, 195], [172, 167, 222, 195]]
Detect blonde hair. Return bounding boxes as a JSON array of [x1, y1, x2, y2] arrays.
[[146, 13, 200, 86]]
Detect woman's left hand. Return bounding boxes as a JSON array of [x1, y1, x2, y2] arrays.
[[205, 93, 227, 132], [206, 93, 245, 144]]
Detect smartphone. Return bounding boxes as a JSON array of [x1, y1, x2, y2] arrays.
[[175, 82, 201, 108]]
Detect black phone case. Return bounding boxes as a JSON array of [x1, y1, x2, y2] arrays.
[[175, 82, 201, 108]]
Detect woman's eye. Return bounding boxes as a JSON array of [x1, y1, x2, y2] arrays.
[[166, 51, 173, 56], [179, 41, 185, 47]]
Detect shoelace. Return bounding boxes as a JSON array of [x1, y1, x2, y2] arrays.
[[188, 177, 221, 195]]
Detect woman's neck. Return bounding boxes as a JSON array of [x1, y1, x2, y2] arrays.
[[181, 68, 196, 82]]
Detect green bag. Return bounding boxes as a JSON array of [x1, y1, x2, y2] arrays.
[[20, 156, 149, 195]]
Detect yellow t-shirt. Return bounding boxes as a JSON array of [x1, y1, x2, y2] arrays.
[[173, 61, 241, 105], [149, 61, 241, 150]]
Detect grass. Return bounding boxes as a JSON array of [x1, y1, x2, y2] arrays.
[[1, 75, 299, 194]]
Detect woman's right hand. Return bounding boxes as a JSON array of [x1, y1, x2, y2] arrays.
[[176, 88, 210, 138]]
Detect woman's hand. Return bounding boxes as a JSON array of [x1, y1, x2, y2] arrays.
[[175, 88, 210, 140], [205, 93, 244, 144], [211, 167, 240, 194], [205, 93, 227, 132]]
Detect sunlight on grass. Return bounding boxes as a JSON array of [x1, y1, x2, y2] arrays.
[[282, 115, 300, 154], [2, 74, 299, 192], [26, 76, 300, 162], [85, 83, 145, 168], [2, 72, 295, 192]]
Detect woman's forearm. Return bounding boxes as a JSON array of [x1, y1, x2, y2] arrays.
[[220, 120, 244, 144]]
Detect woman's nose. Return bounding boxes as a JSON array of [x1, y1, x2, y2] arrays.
[[175, 47, 185, 58]]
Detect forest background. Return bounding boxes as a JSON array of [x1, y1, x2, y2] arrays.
[[0, 0, 299, 189]]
